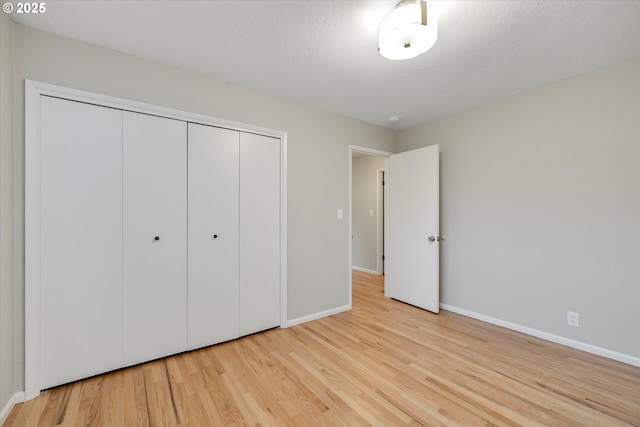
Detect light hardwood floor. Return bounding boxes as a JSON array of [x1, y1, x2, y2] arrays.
[[6, 271, 640, 426]]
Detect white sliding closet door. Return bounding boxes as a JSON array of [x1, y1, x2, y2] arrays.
[[188, 123, 240, 350], [40, 97, 123, 388], [123, 112, 188, 366], [239, 133, 281, 336]]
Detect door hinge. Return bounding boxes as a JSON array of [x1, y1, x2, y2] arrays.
[[382, 255, 385, 261]]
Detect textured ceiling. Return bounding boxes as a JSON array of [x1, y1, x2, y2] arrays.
[[10, 0, 640, 130]]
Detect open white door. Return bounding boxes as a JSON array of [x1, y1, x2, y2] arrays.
[[385, 145, 440, 313]]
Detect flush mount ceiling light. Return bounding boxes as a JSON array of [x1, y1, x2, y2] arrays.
[[378, 0, 438, 60]]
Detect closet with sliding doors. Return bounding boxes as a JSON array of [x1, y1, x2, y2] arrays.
[[27, 82, 283, 395]]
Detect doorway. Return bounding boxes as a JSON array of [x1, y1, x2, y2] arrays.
[[348, 145, 392, 305], [377, 168, 385, 275]]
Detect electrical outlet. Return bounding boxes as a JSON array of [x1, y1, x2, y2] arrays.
[[567, 311, 580, 328]]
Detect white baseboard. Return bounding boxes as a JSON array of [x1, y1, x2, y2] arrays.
[[351, 266, 378, 275], [440, 303, 640, 368], [1, 392, 25, 425], [285, 304, 351, 328]]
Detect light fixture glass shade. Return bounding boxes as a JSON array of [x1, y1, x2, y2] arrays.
[[378, 0, 438, 60]]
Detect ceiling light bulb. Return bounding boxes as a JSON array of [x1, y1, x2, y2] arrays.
[[378, 0, 438, 60]]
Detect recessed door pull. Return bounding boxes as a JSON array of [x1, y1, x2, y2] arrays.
[[154, 236, 160, 241], [212, 234, 218, 239]]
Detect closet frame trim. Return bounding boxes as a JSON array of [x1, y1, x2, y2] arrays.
[[24, 79, 288, 400]]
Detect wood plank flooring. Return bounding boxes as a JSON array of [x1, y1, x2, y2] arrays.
[[6, 271, 640, 426]]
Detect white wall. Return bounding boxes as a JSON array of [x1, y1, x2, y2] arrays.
[[0, 11, 15, 415], [398, 59, 640, 359], [352, 155, 385, 272], [11, 24, 396, 391]]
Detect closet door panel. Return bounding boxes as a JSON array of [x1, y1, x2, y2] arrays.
[[239, 133, 281, 336], [123, 112, 188, 366], [40, 97, 123, 389], [188, 124, 240, 350]]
